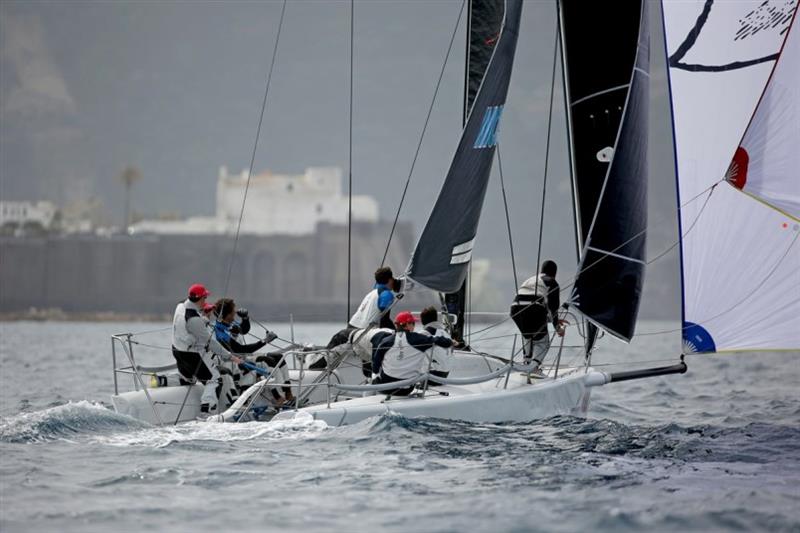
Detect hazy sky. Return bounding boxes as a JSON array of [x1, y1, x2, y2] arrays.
[[0, 0, 681, 315]]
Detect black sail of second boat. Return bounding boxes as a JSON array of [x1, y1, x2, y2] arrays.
[[406, 0, 522, 294], [561, 0, 649, 342]]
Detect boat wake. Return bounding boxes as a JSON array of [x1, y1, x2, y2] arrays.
[[0, 401, 149, 444], [93, 411, 329, 448]]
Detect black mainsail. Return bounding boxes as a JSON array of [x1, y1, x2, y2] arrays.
[[561, 0, 649, 342], [406, 0, 522, 294]]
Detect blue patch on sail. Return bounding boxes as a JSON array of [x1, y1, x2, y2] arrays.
[[682, 322, 716, 353], [473, 105, 503, 149]]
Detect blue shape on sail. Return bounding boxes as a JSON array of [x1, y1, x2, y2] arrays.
[[473, 105, 504, 148], [682, 322, 716, 353]]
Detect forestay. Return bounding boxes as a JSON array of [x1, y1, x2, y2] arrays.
[[406, 0, 523, 294], [662, 0, 800, 353], [565, 0, 649, 342]]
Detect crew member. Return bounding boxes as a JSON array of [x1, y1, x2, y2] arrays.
[[419, 306, 453, 383], [372, 311, 453, 396], [510, 260, 566, 372], [213, 298, 291, 405], [171, 284, 240, 416], [319, 266, 401, 369]]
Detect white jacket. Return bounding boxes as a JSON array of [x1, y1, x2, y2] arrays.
[[172, 299, 231, 359], [420, 321, 453, 373]]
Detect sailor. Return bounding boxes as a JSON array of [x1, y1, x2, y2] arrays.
[[371, 311, 453, 396], [419, 306, 453, 384], [212, 298, 292, 405], [348, 326, 395, 377], [171, 284, 241, 416], [510, 260, 566, 372], [319, 266, 401, 369]]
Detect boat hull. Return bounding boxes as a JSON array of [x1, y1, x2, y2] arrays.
[[273, 370, 593, 427], [112, 384, 204, 425]]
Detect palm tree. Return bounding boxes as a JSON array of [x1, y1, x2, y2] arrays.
[[119, 165, 142, 233]]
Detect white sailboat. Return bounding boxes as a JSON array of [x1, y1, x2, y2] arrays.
[[110, 0, 799, 427]]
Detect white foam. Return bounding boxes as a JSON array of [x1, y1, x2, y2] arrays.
[[93, 411, 329, 447]]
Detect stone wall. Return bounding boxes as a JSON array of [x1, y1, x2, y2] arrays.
[[0, 221, 421, 321]]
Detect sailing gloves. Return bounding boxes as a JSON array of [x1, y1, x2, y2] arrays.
[[236, 308, 249, 319], [263, 331, 278, 344]]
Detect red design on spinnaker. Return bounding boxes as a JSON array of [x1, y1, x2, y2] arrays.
[[726, 146, 749, 189]]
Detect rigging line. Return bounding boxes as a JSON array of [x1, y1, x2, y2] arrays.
[[346, 0, 354, 321], [129, 326, 172, 337], [496, 144, 518, 291], [533, 21, 561, 296], [380, 0, 467, 266], [465, 180, 722, 339], [555, 183, 720, 299], [222, 0, 287, 297], [645, 182, 716, 266], [680, 227, 798, 334], [637, 231, 798, 340]]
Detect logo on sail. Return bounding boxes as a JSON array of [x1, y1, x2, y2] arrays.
[[450, 238, 475, 265], [473, 105, 504, 149], [725, 146, 749, 189]]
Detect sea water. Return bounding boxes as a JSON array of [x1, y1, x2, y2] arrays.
[[0, 321, 798, 532]]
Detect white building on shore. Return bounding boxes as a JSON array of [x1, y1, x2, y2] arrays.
[[131, 166, 379, 236], [0, 201, 57, 231]]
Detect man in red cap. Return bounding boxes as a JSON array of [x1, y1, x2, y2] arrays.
[[171, 283, 241, 416], [371, 311, 453, 396]]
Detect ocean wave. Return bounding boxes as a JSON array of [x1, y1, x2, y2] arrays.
[[0, 401, 148, 443], [340, 413, 800, 467]]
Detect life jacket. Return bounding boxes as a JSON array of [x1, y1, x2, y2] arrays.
[[349, 284, 392, 329], [349, 327, 394, 363], [511, 274, 551, 340], [422, 321, 453, 373], [172, 299, 208, 353], [381, 332, 428, 380]]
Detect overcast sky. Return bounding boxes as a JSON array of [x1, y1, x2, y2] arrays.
[[0, 0, 681, 316]]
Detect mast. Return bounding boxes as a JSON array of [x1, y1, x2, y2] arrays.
[[556, 0, 597, 357]]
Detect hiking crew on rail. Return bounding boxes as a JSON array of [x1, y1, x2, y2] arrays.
[[171, 284, 241, 415]]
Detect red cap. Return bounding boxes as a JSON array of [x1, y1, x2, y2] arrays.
[[394, 311, 416, 325], [188, 283, 210, 299], [202, 303, 215, 313]]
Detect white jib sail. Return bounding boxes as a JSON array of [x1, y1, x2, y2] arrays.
[[663, 0, 800, 353]]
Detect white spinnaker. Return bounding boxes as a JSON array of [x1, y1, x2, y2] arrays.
[[663, 0, 800, 353], [735, 13, 800, 220]]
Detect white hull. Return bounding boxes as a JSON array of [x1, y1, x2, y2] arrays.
[[272, 369, 596, 427], [111, 353, 368, 425], [112, 384, 204, 425], [111, 345, 610, 426]]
